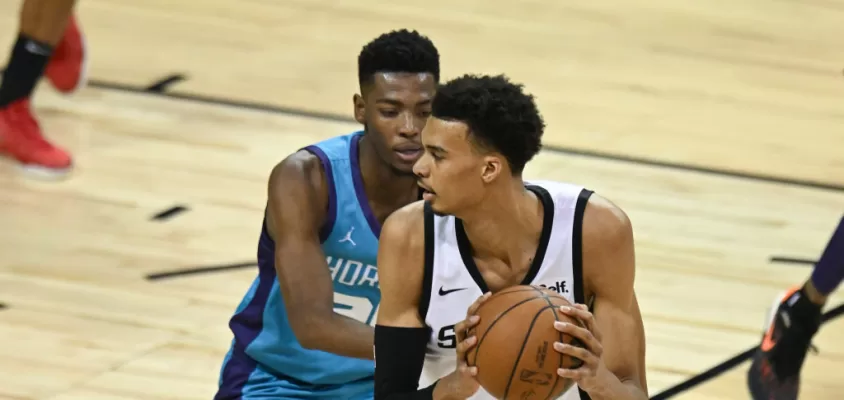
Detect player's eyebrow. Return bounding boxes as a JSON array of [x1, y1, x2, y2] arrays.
[[425, 145, 447, 154], [375, 98, 432, 107], [375, 98, 403, 106]]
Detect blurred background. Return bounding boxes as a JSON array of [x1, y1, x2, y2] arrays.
[[1, 1, 843, 399]]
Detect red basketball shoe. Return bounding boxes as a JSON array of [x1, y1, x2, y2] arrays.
[[0, 98, 73, 178]]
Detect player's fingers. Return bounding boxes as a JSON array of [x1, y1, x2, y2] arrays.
[[559, 305, 600, 338], [557, 367, 592, 380], [552, 342, 598, 368], [466, 291, 492, 316], [454, 315, 479, 342], [459, 363, 478, 377], [559, 305, 593, 327], [553, 321, 602, 355], [455, 335, 478, 357]]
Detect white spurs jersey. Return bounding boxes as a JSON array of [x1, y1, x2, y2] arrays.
[[417, 181, 593, 400]]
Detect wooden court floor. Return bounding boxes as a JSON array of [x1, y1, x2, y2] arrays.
[[1, 1, 844, 399]]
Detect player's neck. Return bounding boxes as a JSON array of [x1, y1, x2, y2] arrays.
[[459, 180, 544, 266], [357, 135, 418, 205]]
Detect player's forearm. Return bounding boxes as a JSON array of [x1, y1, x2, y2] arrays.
[[297, 313, 374, 359], [374, 325, 432, 400], [586, 367, 648, 400]]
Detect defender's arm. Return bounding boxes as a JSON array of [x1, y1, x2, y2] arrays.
[[266, 150, 374, 360]]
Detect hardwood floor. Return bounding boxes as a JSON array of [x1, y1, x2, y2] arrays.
[[1, 1, 843, 398]]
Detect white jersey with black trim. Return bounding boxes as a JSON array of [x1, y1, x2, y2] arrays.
[[416, 180, 594, 400]]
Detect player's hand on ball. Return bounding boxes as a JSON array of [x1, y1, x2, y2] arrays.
[[435, 292, 491, 400], [554, 304, 605, 392]]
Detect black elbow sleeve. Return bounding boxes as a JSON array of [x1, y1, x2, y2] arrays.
[[374, 325, 436, 400]]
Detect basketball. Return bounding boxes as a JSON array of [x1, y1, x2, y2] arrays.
[[466, 285, 584, 399]]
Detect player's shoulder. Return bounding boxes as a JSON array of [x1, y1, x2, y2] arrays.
[[383, 200, 427, 233], [269, 149, 326, 193], [582, 192, 632, 249], [380, 200, 427, 248], [580, 193, 636, 297]]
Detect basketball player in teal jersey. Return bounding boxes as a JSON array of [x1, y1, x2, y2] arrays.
[[214, 29, 439, 400]]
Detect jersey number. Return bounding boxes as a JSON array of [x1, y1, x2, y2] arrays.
[[437, 324, 457, 348], [333, 292, 379, 326]]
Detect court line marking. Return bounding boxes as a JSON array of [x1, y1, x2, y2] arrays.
[[770, 256, 817, 266], [146, 261, 256, 280], [80, 76, 844, 194], [144, 74, 186, 93], [150, 204, 189, 221], [650, 302, 844, 399]]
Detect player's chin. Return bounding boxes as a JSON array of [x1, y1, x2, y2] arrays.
[[427, 199, 452, 216], [390, 161, 416, 175]]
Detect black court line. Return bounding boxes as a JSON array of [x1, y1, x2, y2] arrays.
[[150, 204, 189, 221], [539, 147, 844, 193], [145, 74, 186, 92], [82, 77, 844, 193], [145, 261, 256, 280], [88, 78, 355, 123], [770, 256, 817, 266], [649, 302, 844, 399]]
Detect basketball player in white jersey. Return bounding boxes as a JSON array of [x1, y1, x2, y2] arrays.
[[372, 74, 648, 400]]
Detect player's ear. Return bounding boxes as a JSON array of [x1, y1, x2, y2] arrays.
[[353, 93, 366, 125], [480, 155, 502, 184]]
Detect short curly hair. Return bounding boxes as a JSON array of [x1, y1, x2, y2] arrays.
[[357, 29, 440, 86], [431, 74, 544, 174]]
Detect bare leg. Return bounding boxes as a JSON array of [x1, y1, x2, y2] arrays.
[[19, 0, 78, 45]]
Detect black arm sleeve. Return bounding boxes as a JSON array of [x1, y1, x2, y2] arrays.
[[374, 325, 438, 400]]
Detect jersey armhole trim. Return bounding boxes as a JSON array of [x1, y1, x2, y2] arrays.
[[572, 188, 596, 400], [418, 201, 435, 322], [572, 188, 593, 306], [301, 145, 337, 243]]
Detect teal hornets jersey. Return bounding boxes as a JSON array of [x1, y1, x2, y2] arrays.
[[216, 131, 382, 399]]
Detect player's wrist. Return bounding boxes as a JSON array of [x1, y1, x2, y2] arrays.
[[431, 378, 451, 400], [581, 362, 633, 399], [432, 374, 465, 400]]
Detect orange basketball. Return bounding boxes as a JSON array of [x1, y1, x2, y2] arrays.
[[466, 285, 584, 399]]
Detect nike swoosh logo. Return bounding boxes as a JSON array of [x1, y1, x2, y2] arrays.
[[438, 286, 467, 296]]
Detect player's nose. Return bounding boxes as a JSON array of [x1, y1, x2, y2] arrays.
[[398, 113, 421, 137], [413, 155, 429, 178]]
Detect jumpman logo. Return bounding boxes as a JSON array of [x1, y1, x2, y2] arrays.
[[339, 226, 356, 246]]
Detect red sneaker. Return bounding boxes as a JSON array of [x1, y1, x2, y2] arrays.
[[45, 15, 87, 95], [0, 98, 73, 178]]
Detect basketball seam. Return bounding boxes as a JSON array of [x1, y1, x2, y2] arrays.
[[536, 290, 564, 400], [470, 292, 548, 366], [502, 303, 558, 400]]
